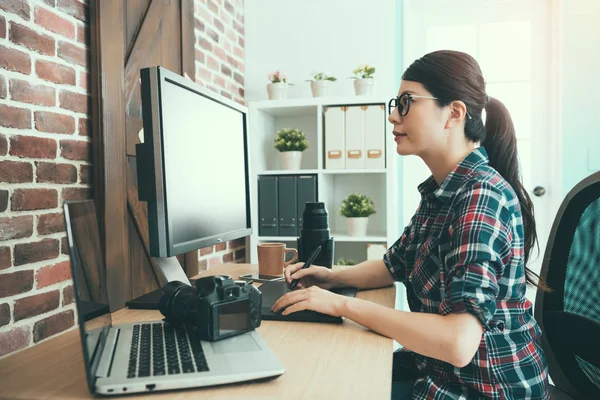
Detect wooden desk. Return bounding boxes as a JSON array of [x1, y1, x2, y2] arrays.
[[0, 264, 395, 399]]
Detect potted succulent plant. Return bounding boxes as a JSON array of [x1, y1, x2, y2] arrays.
[[274, 128, 308, 170], [350, 64, 376, 96], [336, 257, 357, 266], [267, 70, 289, 100], [339, 193, 376, 236], [306, 72, 336, 97]]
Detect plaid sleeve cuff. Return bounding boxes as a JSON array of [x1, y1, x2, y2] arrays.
[[383, 247, 405, 282], [383, 219, 414, 283], [448, 265, 497, 330]]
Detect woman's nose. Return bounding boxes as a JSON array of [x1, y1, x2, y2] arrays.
[[388, 108, 400, 125]]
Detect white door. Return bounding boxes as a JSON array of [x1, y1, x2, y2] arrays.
[[402, 0, 561, 305]]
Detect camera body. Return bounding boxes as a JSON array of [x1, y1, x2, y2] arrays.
[[159, 275, 262, 341]]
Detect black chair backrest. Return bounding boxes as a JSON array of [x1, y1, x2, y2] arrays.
[[535, 171, 600, 400]]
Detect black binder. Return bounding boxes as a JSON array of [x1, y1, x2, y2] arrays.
[[258, 175, 278, 236], [296, 175, 317, 236], [277, 176, 297, 236]]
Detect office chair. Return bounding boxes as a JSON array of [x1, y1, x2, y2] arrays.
[[535, 171, 600, 400]]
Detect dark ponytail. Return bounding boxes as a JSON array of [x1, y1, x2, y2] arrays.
[[483, 98, 550, 292], [402, 50, 549, 292]]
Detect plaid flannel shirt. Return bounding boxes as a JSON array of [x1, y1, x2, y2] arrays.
[[384, 147, 550, 399]]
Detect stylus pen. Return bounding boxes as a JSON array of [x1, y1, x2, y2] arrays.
[[289, 245, 322, 290]]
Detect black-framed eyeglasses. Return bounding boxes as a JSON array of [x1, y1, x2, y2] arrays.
[[388, 93, 439, 117], [388, 93, 474, 120]]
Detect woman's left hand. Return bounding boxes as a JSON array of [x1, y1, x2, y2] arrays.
[[271, 286, 348, 317]]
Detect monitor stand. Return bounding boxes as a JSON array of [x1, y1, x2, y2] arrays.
[[126, 256, 192, 310]]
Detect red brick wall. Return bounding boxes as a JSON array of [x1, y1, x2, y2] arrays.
[[0, 0, 91, 359], [0, 0, 246, 359]]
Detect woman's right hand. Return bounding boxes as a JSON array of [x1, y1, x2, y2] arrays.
[[284, 262, 336, 290]]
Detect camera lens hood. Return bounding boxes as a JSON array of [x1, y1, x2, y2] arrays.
[[159, 280, 193, 319]]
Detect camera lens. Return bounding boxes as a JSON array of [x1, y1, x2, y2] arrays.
[[159, 281, 198, 324], [302, 202, 330, 234], [297, 202, 334, 268]]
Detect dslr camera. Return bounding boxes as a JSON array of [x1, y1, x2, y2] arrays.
[[159, 275, 262, 341]]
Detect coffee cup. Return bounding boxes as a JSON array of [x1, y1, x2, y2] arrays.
[[257, 243, 298, 276]]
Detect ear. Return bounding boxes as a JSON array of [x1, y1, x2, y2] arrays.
[[444, 100, 469, 129]]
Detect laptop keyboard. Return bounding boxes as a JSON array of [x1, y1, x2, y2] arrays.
[[127, 323, 209, 378]]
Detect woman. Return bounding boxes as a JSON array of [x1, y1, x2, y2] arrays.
[[271, 50, 550, 399]]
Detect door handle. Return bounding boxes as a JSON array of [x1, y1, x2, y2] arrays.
[[533, 186, 546, 197]]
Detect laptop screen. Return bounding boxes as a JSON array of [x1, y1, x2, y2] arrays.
[[64, 200, 111, 392]]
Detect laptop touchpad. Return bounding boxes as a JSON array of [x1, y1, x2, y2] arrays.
[[210, 334, 261, 354]]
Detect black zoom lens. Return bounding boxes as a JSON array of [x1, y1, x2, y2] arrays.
[[297, 202, 335, 268], [158, 281, 198, 325], [302, 202, 330, 238]]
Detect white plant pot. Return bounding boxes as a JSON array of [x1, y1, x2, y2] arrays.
[[267, 82, 289, 100], [311, 80, 330, 97], [346, 217, 369, 237], [280, 151, 303, 170], [354, 79, 374, 96]]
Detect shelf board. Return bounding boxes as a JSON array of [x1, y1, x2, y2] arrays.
[[258, 169, 319, 176], [257, 234, 387, 243], [250, 95, 387, 108], [331, 233, 388, 243], [257, 169, 386, 175], [252, 104, 317, 117], [257, 236, 298, 242], [249, 96, 387, 117], [322, 169, 387, 175]]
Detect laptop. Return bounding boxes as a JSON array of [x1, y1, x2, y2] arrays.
[[64, 200, 285, 395], [259, 280, 358, 324]]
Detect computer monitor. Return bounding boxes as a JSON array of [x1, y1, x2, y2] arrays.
[[136, 66, 251, 259]]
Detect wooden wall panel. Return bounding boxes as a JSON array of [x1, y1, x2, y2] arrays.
[[181, 0, 195, 82], [90, 0, 130, 310], [128, 209, 159, 299], [92, 0, 199, 308], [124, 0, 168, 106], [125, 0, 151, 54], [165, 1, 182, 73]]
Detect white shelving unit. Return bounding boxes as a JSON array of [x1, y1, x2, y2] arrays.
[[247, 96, 399, 264]]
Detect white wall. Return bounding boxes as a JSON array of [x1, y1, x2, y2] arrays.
[[244, 0, 398, 101], [561, 0, 600, 194]]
